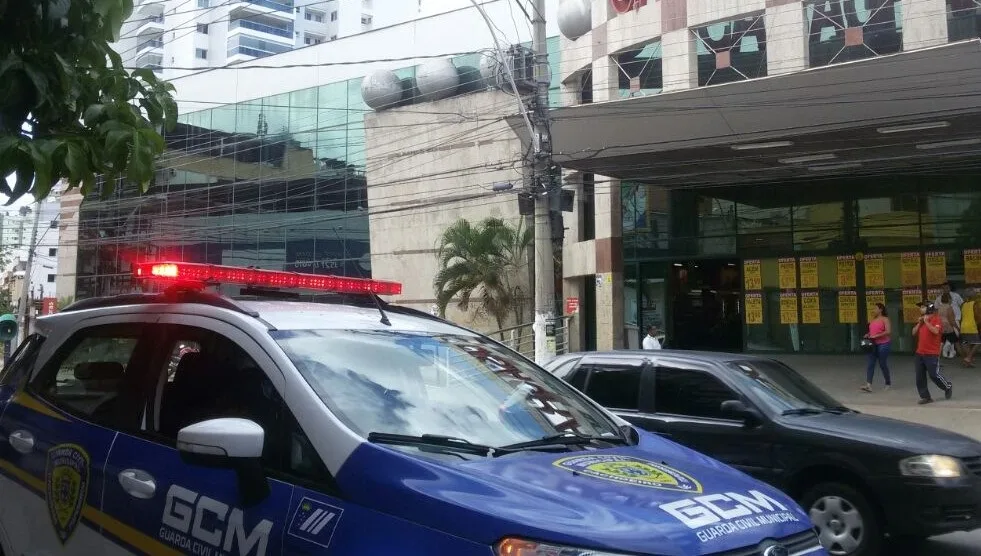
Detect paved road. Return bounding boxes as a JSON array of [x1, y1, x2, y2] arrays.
[[890, 532, 981, 554]]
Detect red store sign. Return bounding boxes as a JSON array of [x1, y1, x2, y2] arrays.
[[611, 0, 647, 14]]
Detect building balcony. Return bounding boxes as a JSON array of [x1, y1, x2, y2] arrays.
[[133, 15, 164, 38], [228, 18, 294, 40], [135, 39, 164, 57], [135, 52, 163, 73], [229, 0, 294, 20], [226, 34, 292, 62]]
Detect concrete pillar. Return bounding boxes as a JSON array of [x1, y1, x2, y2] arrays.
[[902, 0, 948, 51], [661, 28, 699, 92], [593, 178, 624, 351], [563, 277, 584, 352], [766, 2, 808, 75]]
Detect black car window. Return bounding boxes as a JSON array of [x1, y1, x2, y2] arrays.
[[567, 367, 588, 391], [654, 366, 740, 420], [0, 334, 44, 387], [549, 357, 581, 380], [583, 365, 642, 410], [29, 324, 146, 428]]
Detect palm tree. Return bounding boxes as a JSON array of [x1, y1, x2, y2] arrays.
[[434, 217, 532, 334]]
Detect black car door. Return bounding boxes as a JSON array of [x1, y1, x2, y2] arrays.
[[642, 363, 777, 484], [573, 356, 653, 424]]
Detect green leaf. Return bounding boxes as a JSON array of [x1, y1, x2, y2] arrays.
[[131, 68, 156, 83], [104, 129, 131, 164], [106, 3, 124, 41], [138, 126, 165, 153], [161, 95, 179, 131], [127, 127, 148, 184], [83, 103, 107, 125], [26, 140, 58, 199], [64, 141, 88, 181]]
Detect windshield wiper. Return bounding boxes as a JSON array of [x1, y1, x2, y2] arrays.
[[495, 432, 630, 454], [367, 432, 495, 457]]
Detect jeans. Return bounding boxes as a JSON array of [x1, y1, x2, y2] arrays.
[[866, 342, 892, 385], [915, 354, 952, 400]]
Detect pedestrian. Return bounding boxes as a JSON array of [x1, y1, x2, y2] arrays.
[[959, 289, 981, 367], [642, 325, 662, 350], [937, 293, 961, 358], [934, 281, 964, 322], [861, 303, 891, 392], [912, 301, 953, 405]]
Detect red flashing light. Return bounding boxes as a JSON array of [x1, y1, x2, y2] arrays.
[[132, 262, 402, 296]]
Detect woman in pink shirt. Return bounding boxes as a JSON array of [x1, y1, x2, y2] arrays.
[[862, 303, 892, 392]]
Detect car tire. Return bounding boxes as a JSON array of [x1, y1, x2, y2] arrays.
[[800, 481, 883, 556]]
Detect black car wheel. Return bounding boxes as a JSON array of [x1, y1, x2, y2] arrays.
[[801, 482, 883, 556]]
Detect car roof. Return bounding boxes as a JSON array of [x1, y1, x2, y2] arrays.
[[36, 291, 477, 337], [555, 350, 779, 367]]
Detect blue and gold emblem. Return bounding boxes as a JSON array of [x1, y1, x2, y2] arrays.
[[45, 443, 90, 544], [554, 454, 703, 493]]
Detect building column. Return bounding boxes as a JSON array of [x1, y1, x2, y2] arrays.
[[594, 177, 624, 350], [766, 1, 808, 76], [661, 28, 699, 92], [903, 0, 948, 50], [563, 276, 584, 352]]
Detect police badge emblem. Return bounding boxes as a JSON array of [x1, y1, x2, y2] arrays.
[[45, 443, 91, 544]]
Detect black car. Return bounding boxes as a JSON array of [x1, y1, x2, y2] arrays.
[[544, 350, 981, 556]]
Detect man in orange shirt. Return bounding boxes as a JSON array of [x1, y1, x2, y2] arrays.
[[913, 301, 953, 405]]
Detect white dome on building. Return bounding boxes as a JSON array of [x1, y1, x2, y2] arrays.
[[361, 70, 403, 110], [557, 0, 591, 41], [416, 58, 460, 102], [479, 53, 500, 87]]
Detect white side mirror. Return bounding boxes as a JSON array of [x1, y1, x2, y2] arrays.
[[177, 418, 264, 459]]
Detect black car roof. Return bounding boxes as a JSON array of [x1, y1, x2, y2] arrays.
[[558, 350, 780, 366]]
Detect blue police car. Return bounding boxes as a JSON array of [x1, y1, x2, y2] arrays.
[[0, 262, 827, 555]]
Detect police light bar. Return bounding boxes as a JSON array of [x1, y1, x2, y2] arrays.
[[132, 262, 402, 296]]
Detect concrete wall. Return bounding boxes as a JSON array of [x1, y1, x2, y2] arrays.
[[364, 90, 532, 334]]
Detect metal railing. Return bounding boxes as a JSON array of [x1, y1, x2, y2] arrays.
[[136, 39, 163, 52], [490, 315, 576, 361], [241, 0, 293, 12], [229, 18, 293, 38]]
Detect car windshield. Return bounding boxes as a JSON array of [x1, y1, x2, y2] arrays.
[[272, 329, 620, 448], [726, 359, 845, 413]]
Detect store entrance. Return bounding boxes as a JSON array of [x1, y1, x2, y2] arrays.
[[669, 260, 743, 351]]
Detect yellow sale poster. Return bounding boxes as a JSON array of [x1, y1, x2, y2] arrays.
[[780, 292, 799, 324], [925, 251, 946, 286], [744, 259, 762, 291], [838, 291, 858, 324], [902, 289, 923, 323], [901, 252, 922, 287], [799, 257, 819, 289], [836, 256, 856, 288], [965, 249, 981, 284], [866, 290, 885, 320], [745, 292, 763, 324], [778, 258, 797, 290], [801, 291, 820, 324], [863, 254, 884, 288]]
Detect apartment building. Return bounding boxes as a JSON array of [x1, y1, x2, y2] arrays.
[[116, 0, 422, 80]]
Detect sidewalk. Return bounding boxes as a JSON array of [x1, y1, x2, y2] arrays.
[[773, 354, 981, 440]]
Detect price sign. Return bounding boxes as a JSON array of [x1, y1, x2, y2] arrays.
[[838, 290, 858, 324], [901, 252, 922, 287], [965, 249, 981, 284], [780, 292, 799, 324], [902, 289, 923, 323], [744, 259, 762, 291], [866, 290, 885, 320], [925, 251, 946, 286], [864, 254, 884, 288], [836, 256, 856, 288], [801, 291, 820, 324], [745, 292, 763, 324]]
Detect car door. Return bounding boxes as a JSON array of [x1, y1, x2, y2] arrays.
[[0, 317, 157, 556], [645, 363, 776, 482], [101, 319, 295, 556]]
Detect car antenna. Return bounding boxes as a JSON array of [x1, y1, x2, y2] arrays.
[[331, 225, 391, 326]]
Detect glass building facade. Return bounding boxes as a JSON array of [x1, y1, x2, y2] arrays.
[[74, 38, 563, 299], [622, 176, 981, 354]]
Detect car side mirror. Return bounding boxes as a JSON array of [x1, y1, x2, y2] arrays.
[[720, 400, 763, 427], [177, 418, 270, 506]]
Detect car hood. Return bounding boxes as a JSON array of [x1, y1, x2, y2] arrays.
[[779, 411, 981, 457], [337, 431, 814, 555]]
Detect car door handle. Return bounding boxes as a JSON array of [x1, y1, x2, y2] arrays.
[[118, 469, 157, 499], [8, 430, 34, 454]]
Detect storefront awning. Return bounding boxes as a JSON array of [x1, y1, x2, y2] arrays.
[[510, 40, 981, 186]]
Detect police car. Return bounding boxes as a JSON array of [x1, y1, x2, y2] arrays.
[[0, 262, 826, 556]]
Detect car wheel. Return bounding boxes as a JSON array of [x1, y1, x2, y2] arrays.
[[801, 482, 883, 556]]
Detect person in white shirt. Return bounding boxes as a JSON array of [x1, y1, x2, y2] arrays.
[[935, 281, 964, 322], [642, 326, 662, 350]]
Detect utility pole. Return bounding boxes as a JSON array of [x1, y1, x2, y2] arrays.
[[17, 206, 41, 346], [530, 0, 556, 365]]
